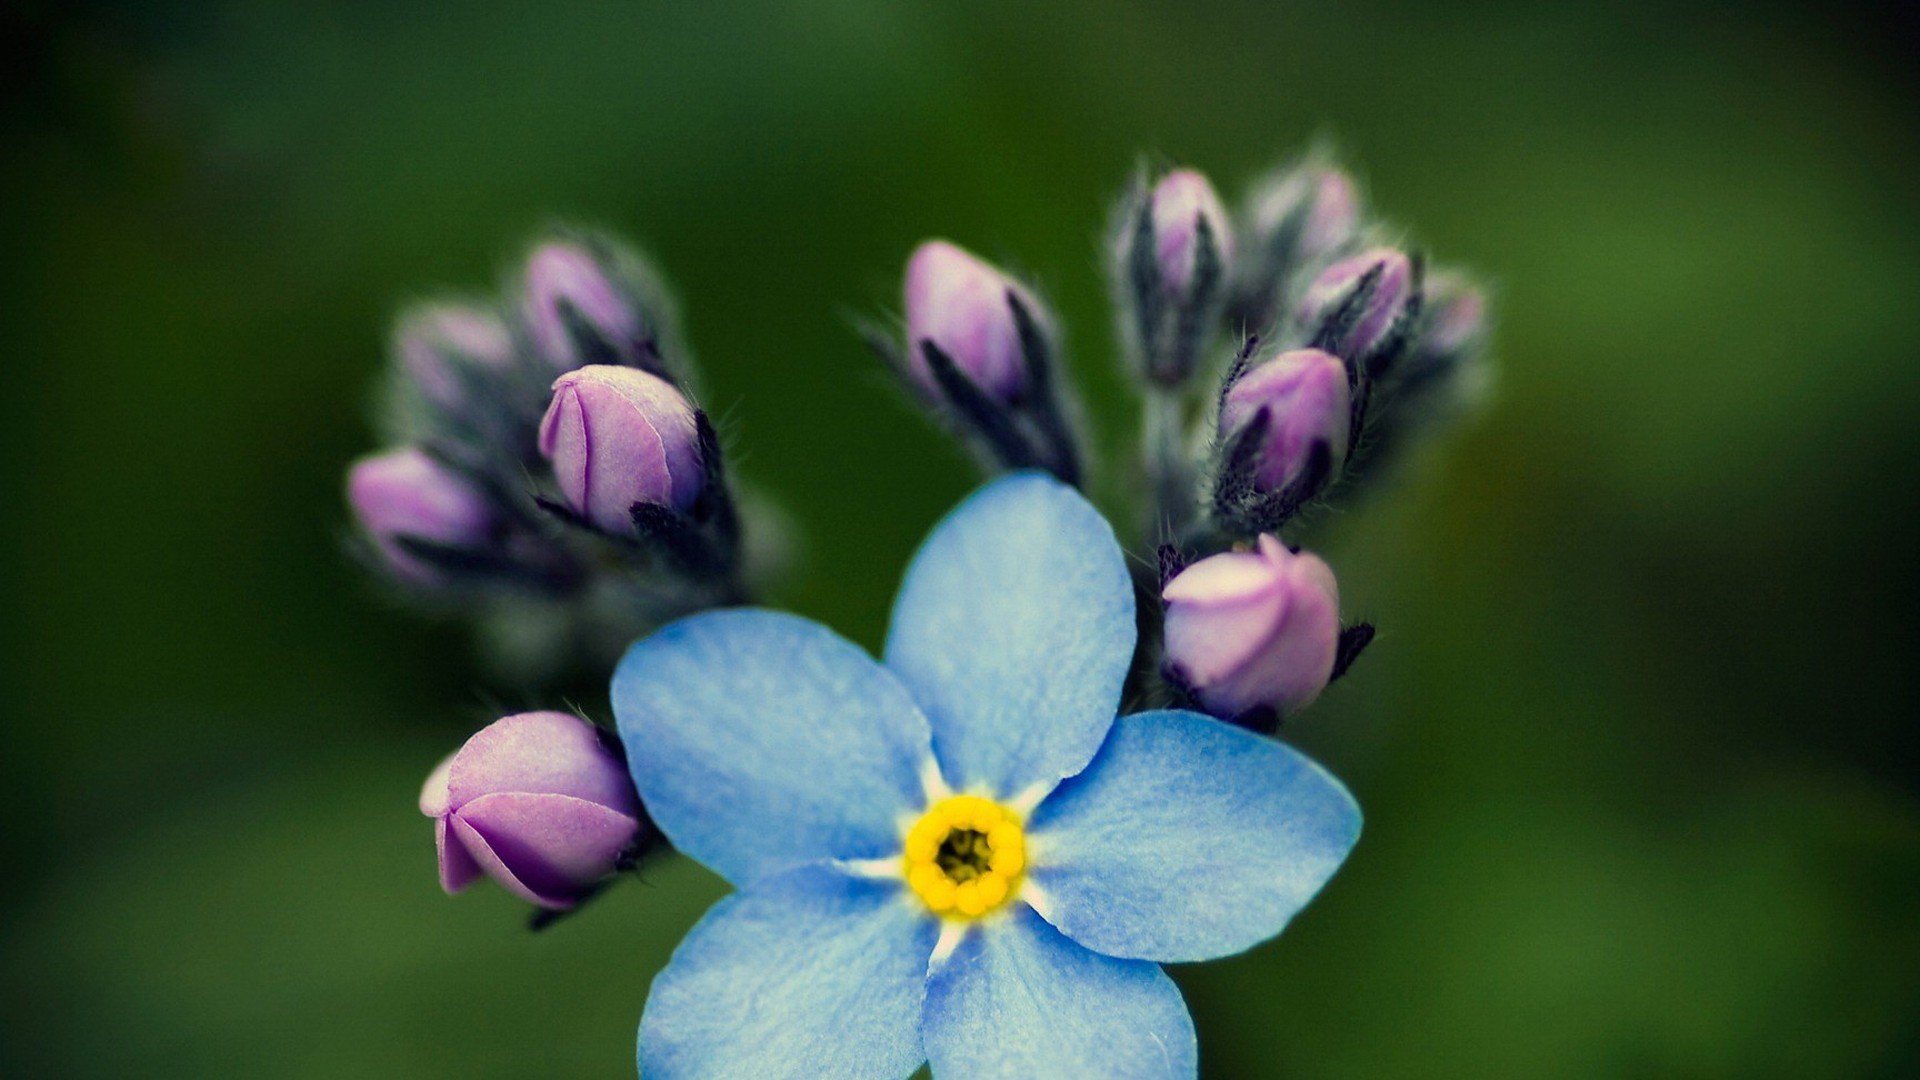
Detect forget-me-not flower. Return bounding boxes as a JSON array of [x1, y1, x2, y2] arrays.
[[612, 473, 1361, 1078]]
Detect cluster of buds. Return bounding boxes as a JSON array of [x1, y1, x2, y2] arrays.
[[1212, 174, 1489, 539], [869, 148, 1490, 730], [370, 148, 1489, 918], [353, 233, 772, 916], [346, 230, 754, 677]]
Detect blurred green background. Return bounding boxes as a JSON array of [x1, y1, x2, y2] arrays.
[[5, 1, 1918, 1076]]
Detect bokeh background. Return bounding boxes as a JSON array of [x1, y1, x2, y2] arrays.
[[5, 1, 1918, 1076]]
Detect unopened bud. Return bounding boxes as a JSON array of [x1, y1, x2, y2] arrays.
[[395, 303, 515, 410], [346, 447, 497, 583], [538, 365, 703, 533], [903, 240, 1036, 402], [522, 240, 649, 372], [420, 711, 644, 910], [1252, 165, 1360, 263], [1298, 247, 1415, 362], [1149, 168, 1234, 296], [1419, 271, 1488, 360], [1162, 536, 1342, 720], [1220, 348, 1351, 493], [1385, 270, 1493, 433]]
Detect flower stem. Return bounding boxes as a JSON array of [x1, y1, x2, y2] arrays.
[[1141, 386, 1192, 542]]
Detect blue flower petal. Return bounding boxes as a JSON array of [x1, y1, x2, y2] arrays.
[[884, 473, 1135, 799], [923, 904, 1196, 1079], [1025, 710, 1361, 963], [613, 609, 932, 887], [639, 863, 938, 1079]]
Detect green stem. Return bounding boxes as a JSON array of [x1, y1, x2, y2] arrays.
[[1141, 387, 1192, 543]]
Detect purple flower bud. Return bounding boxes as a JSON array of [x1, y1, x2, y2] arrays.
[[1220, 348, 1352, 492], [395, 303, 515, 409], [346, 447, 496, 583], [1149, 168, 1234, 296], [420, 711, 644, 909], [522, 241, 646, 371], [1298, 247, 1415, 360], [903, 240, 1036, 402], [538, 365, 703, 533], [1252, 165, 1360, 260], [1421, 271, 1488, 358], [1162, 536, 1342, 719]]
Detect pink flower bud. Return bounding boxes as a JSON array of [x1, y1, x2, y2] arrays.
[[1220, 348, 1352, 492], [903, 240, 1036, 402], [1299, 247, 1415, 361], [522, 241, 645, 371], [1149, 168, 1234, 296], [1252, 165, 1360, 260], [1422, 271, 1488, 358], [1162, 536, 1342, 719], [395, 303, 515, 409], [346, 447, 496, 583], [420, 711, 644, 910], [538, 365, 703, 534], [1300, 248, 1414, 358]]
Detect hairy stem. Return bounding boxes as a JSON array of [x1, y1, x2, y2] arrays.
[[1141, 386, 1192, 543]]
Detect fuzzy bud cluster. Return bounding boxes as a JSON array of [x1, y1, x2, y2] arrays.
[[361, 144, 1493, 922], [861, 145, 1486, 728], [354, 233, 768, 912], [346, 230, 751, 678]]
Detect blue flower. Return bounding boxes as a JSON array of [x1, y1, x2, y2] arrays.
[[612, 473, 1361, 1079]]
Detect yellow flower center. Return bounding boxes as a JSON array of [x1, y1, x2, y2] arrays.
[[902, 794, 1026, 918]]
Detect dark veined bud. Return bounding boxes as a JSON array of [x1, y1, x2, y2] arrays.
[[1148, 168, 1235, 298], [1219, 348, 1352, 494], [1297, 247, 1416, 365], [884, 240, 1082, 486], [903, 240, 1036, 403], [1113, 167, 1233, 388]]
